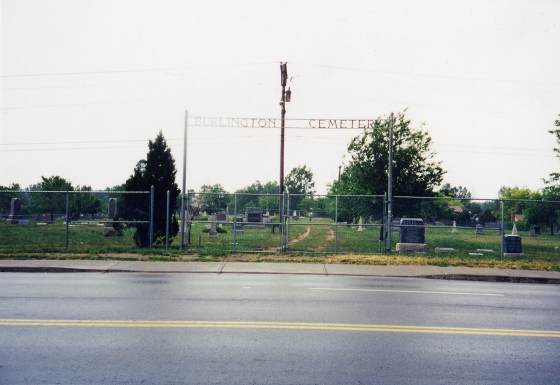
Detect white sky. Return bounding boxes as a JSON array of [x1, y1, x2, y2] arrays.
[[1, 0, 559, 197]]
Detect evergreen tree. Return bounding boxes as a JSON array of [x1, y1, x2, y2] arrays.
[[548, 114, 560, 183], [123, 132, 180, 247]]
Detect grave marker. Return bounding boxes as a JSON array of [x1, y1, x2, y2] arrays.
[[475, 224, 484, 235], [451, 220, 458, 233], [234, 215, 244, 234], [503, 234, 523, 256], [529, 225, 540, 237], [396, 218, 427, 252], [246, 207, 263, 223], [8, 197, 21, 224], [209, 215, 218, 237], [103, 198, 119, 236]]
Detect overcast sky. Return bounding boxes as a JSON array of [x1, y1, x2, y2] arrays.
[[1, 0, 559, 197]]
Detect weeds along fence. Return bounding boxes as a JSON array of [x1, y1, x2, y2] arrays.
[[1, 189, 560, 260], [0, 190, 151, 253]]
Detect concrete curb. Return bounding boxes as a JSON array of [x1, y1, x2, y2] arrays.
[[0, 259, 559, 283]]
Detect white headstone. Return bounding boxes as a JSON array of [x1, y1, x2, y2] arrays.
[[451, 220, 458, 233], [209, 215, 217, 237], [357, 216, 363, 232], [511, 222, 518, 235]]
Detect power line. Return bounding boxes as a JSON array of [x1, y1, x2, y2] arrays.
[[1, 61, 278, 79], [310, 63, 560, 88]]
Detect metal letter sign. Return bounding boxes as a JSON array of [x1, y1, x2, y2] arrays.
[[189, 116, 376, 130]]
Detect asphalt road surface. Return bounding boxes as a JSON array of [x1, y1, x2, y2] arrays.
[[1, 272, 559, 385]]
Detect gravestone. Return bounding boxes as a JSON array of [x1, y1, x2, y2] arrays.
[[8, 197, 21, 224], [103, 198, 118, 236], [475, 224, 484, 235], [529, 225, 540, 237], [262, 213, 270, 224], [246, 207, 263, 224], [108, 198, 118, 218], [215, 211, 227, 222], [233, 215, 244, 234], [399, 218, 425, 243], [503, 234, 523, 256], [435, 247, 455, 253], [396, 218, 427, 252], [357, 216, 364, 232], [451, 220, 458, 233], [209, 215, 218, 238]]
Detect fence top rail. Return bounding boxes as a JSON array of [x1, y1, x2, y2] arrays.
[[0, 190, 150, 194], [189, 192, 281, 196], [393, 195, 560, 204], [187, 192, 385, 198]]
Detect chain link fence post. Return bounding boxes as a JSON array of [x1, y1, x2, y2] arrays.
[[185, 190, 191, 247], [286, 193, 290, 252], [500, 199, 504, 259], [165, 190, 170, 250], [233, 193, 238, 252], [65, 191, 69, 251], [335, 195, 338, 253], [149, 185, 154, 248]]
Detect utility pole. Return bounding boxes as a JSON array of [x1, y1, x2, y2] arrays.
[[386, 112, 395, 253], [338, 165, 342, 182], [279, 62, 290, 246], [279, 62, 288, 197]]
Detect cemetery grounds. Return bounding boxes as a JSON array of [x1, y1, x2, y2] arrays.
[[1, 216, 559, 271]]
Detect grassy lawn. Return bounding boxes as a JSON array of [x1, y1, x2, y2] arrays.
[[1, 219, 559, 271]]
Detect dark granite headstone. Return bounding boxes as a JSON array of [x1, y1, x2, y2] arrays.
[[215, 212, 227, 221], [246, 207, 263, 223], [399, 218, 425, 244], [503, 235, 523, 254]]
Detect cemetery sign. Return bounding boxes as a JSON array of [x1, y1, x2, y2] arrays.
[[190, 116, 377, 130]]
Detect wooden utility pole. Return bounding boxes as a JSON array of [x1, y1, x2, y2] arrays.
[[279, 62, 289, 247], [280, 62, 288, 198]]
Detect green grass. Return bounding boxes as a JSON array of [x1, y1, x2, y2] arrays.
[[1, 219, 559, 271]]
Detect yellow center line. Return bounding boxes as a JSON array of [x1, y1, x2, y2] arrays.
[[1, 319, 560, 338]]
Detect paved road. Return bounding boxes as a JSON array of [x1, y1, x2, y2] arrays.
[[1, 273, 559, 384]]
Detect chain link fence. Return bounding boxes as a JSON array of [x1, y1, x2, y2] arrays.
[[389, 196, 560, 261], [1, 190, 559, 261], [0, 190, 151, 253]]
